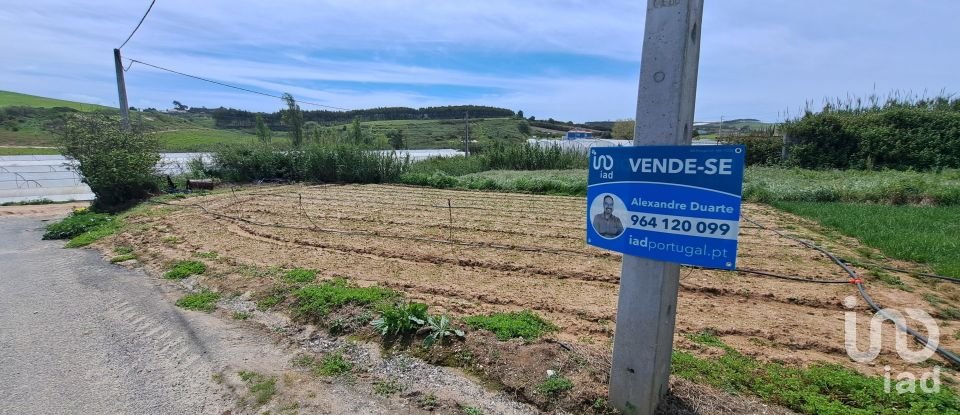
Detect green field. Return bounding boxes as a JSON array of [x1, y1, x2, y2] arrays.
[[772, 202, 960, 276], [326, 118, 528, 149], [0, 147, 60, 155], [744, 167, 960, 205], [151, 129, 262, 152], [0, 90, 111, 111]]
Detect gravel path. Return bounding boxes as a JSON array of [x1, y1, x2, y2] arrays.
[[0, 214, 242, 414]]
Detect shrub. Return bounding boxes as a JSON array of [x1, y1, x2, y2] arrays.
[[209, 142, 408, 184], [783, 96, 960, 170], [464, 310, 556, 341], [175, 290, 220, 312], [58, 114, 160, 211], [164, 260, 207, 280], [718, 135, 782, 166]]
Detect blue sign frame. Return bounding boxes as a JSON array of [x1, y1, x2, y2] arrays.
[[586, 145, 745, 270]]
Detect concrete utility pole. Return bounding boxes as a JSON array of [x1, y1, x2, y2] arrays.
[[463, 112, 470, 156], [113, 48, 131, 130], [718, 115, 724, 137], [609, 1, 703, 414]]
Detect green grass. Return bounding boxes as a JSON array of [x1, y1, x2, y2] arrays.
[[0, 147, 60, 155], [238, 371, 277, 405], [464, 310, 557, 341], [293, 278, 396, 322], [746, 167, 960, 205], [672, 343, 960, 414], [233, 311, 251, 320], [175, 290, 221, 312], [536, 375, 574, 397], [151, 128, 260, 152], [164, 260, 207, 280], [42, 211, 114, 240], [284, 268, 317, 284], [0, 90, 109, 111], [315, 353, 353, 376], [772, 202, 960, 276], [358, 118, 527, 149]]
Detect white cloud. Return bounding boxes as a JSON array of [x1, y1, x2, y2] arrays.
[[1, 1, 958, 122]]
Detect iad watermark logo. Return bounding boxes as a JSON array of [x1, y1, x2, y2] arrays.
[[843, 296, 941, 394]]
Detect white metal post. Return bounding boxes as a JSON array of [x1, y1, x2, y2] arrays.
[[608, 1, 704, 414]]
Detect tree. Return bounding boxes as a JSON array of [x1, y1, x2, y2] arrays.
[[281, 93, 304, 147], [58, 114, 160, 212], [255, 114, 271, 143], [386, 129, 406, 149], [172, 100, 188, 111], [348, 117, 365, 145], [612, 119, 636, 139], [517, 110, 524, 119], [517, 120, 531, 136]]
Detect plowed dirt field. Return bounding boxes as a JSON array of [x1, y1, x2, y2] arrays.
[[110, 184, 960, 383]]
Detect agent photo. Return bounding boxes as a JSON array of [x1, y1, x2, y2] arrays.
[[591, 193, 625, 239]]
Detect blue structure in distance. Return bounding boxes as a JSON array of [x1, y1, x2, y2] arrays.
[[585, 145, 745, 270]]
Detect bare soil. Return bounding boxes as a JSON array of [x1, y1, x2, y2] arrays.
[[99, 184, 959, 412]]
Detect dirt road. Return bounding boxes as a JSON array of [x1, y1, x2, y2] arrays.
[[0, 208, 419, 414]]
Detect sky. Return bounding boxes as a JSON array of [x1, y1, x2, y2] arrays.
[[1, 1, 958, 123]]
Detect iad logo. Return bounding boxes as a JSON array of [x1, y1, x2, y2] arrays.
[[843, 296, 941, 394]]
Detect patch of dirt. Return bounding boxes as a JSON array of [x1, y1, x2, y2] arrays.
[[0, 201, 88, 217], [100, 184, 958, 413]]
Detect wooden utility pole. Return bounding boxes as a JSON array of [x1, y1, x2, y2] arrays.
[[463, 111, 470, 156], [113, 48, 131, 130], [608, 1, 704, 414]]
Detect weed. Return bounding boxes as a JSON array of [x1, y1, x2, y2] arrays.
[[164, 260, 206, 280], [373, 378, 404, 396], [464, 310, 556, 341], [424, 314, 465, 348], [175, 290, 220, 312], [211, 373, 224, 384], [461, 405, 483, 415], [256, 294, 285, 311], [193, 251, 218, 259], [316, 352, 353, 376], [293, 278, 395, 322], [419, 393, 439, 410], [114, 245, 134, 255], [284, 268, 317, 284], [161, 236, 182, 244], [110, 253, 136, 263], [671, 337, 960, 414], [233, 311, 251, 320], [238, 371, 277, 405], [939, 307, 960, 321], [43, 211, 114, 240], [536, 375, 573, 397], [686, 329, 729, 350], [372, 301, 428, 337]]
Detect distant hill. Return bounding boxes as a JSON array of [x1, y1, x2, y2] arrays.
[[0, 90, 112, 112], [0, 90, 533, 152]]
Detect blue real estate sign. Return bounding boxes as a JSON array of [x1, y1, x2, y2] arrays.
[[586, 145, 745, 270]]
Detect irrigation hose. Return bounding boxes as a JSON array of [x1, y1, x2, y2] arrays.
[[743, 215, 960, 368]]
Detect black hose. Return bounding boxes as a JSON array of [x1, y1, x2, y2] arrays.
[[744, 215, 960, 368]]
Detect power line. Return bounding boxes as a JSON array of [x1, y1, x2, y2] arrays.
[[118, 0, 157, 50], [125, 58, 350, 111]]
